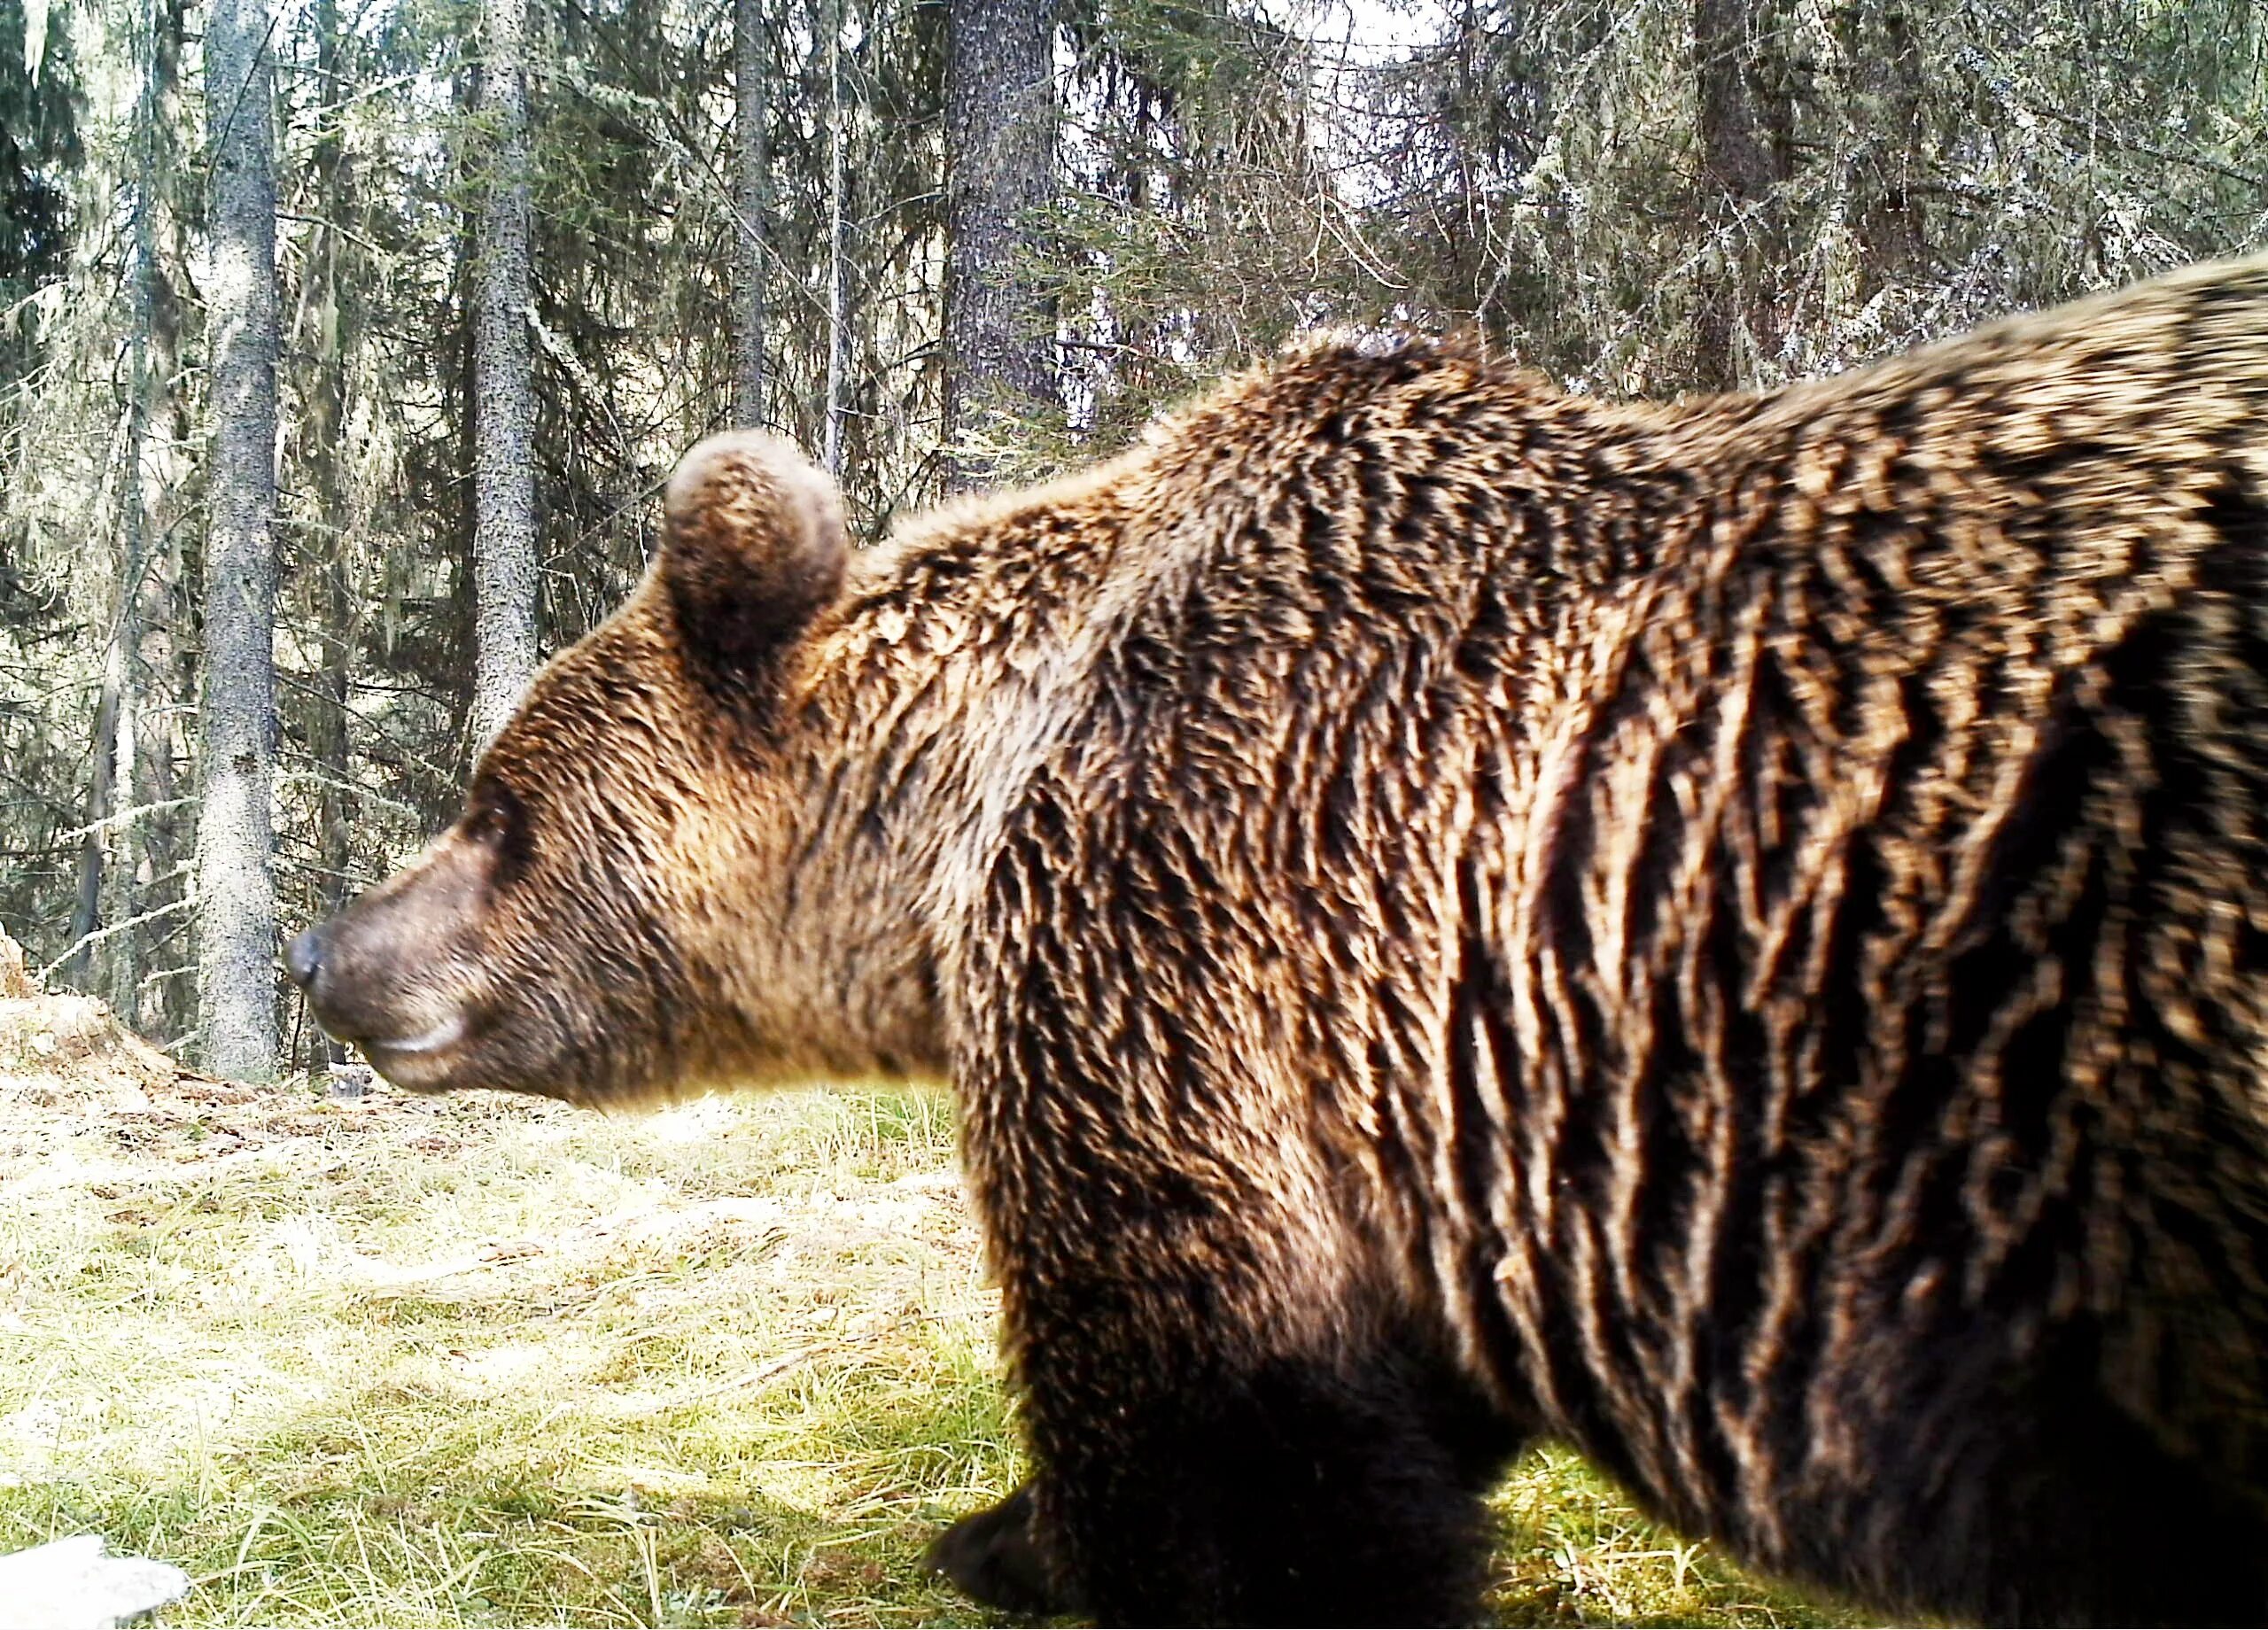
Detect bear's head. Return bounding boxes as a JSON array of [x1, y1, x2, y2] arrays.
[[286, 432, 924, 1104]]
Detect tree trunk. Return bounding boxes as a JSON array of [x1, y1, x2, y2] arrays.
[[69, 0, 183, 1008], [197, 0, 280, 1080], [437, 64, 484, 808], [1836, 0, 1925, 301], [472, 0, 539, 746], [132, 516, 186, 1042], [822, 0, 846, 475], [130, 0, 191, 1044], [307, 0, 356, 1068], [65, 640, 124, 990], [732, 0, 768, 430], [1691, 0, 1792, 391], [942, 0, 1056, 487]]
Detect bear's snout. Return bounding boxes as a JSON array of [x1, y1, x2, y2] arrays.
[[291, 904, 462, 1054], [283, 924, 326, 991], [285, 833, 503, 1088]]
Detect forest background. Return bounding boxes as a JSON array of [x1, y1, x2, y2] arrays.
[[0, 0, 2264, 1075]]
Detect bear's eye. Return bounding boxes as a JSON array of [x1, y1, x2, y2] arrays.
[[463, 780, 534, 884]]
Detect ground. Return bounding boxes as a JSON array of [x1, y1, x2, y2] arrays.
[[0, 1025, 1868, 1627]]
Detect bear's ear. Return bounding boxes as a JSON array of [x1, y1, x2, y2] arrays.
[[659, 431, 849, 692]]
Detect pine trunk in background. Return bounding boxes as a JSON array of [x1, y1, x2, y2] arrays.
[[97, 0, 175, 1022], [128, 0, 191, 1044], [821, 0, 846, 475], [1836, 0, 1924, 299], [65, 639, 124, 989], [304, 0, 356, 1069], [942, 0, 1056, 488], [471, 0, 538, 746], [132, 516, 186, 1042], [66, 0, 178, 1000], [105, 178, 152, 1016], [197, 0, 280, 1081], [732, 0, 768, 430], [1691, 0, 1791, 391]]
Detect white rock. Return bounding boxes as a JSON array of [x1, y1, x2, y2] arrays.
[[0, 1536, 190, 1630]]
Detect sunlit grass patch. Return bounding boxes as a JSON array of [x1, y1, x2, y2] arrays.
[[1, 1072, 1858, 1626], [1486, 1448, 1869, 1627]]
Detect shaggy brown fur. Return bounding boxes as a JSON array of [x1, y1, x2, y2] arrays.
[[297, 258, 2268, 1626]]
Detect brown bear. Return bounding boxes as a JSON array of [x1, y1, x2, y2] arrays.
[[292, 256, 2268, 1626]]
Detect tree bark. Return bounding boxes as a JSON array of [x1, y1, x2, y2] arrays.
[[106, 182, 151, 1015], [1835, 0, 1925, 301], [732, 0, 768, 430], [131, 511, 186, 1042], [1691, 0, 1792, 391], [822, 0, 845, 474], [197, 0, 280, 1080], [942, 0, 1056, 487], [472, 0, 538, 746], [65, 639, 124, 990], [307, 0, 356, 1068], [129, 0, 190, 1044]]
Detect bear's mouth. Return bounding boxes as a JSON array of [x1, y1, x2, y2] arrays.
[[366, 1013, 468, 1057], [357, 1012, 475, 1087]]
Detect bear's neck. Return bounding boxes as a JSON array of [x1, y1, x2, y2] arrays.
[[747, 461, 1148, 1083]]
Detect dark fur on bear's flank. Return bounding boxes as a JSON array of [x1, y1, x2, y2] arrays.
[[299, 260, 2268, 1626]]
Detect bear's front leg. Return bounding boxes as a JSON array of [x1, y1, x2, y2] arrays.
[[1011, 1285, 1507, 1627], [951, 896, 1516, 1622], [923, 1481, 1085, 1618]]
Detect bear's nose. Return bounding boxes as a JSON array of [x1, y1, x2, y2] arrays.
[[284, 925, 327, 990]]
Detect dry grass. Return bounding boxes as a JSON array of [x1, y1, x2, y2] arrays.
[[0, 1061, 1866, 1626]]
